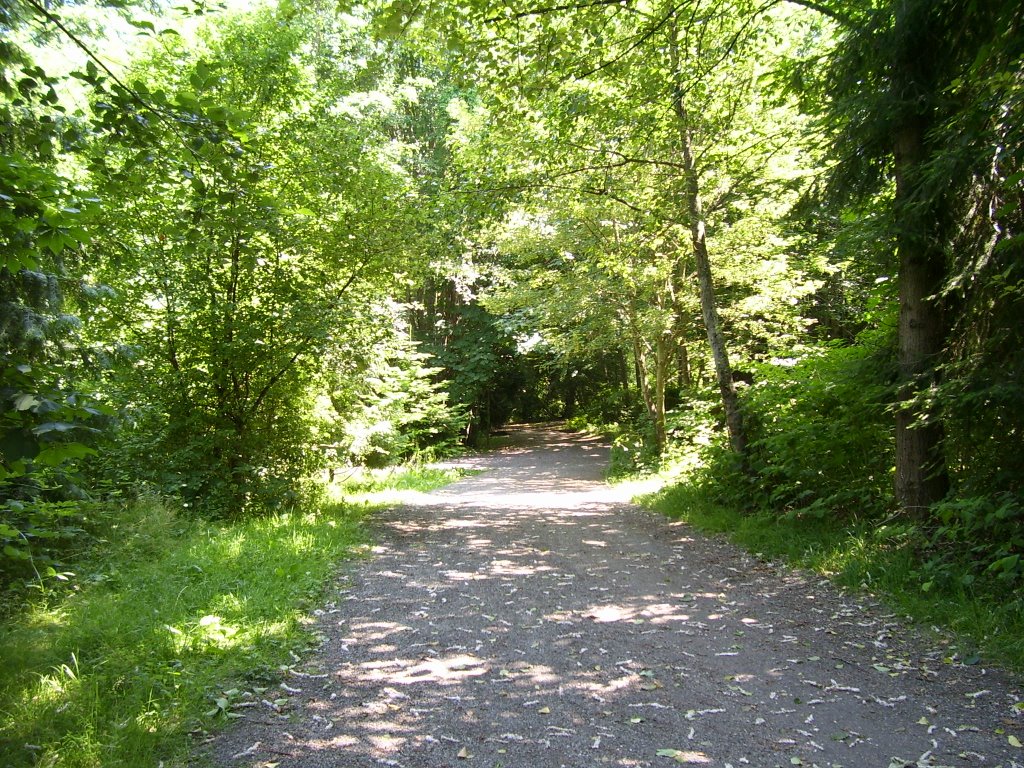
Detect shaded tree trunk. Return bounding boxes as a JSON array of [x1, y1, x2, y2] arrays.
[[618, 347, 630, 394], [627, 308, 667, 453], [887, 0, 951, 513], [652, 334, 670, 453], [892, 120, 950, 512], [677, 340, 692, 390]]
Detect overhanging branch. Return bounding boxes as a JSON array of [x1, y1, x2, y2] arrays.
[[486, 0, 630, 24]]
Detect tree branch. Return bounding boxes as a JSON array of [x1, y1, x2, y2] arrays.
[[24, 0, 210, 167], [451, 179, 651, 215], [24, 0, 139, 101], [564, 141, 690, 170], [782, 0, 855, 28], [248, 263, 367, 418], [486, 0, 630, 24], [575, 0, 683, 79]]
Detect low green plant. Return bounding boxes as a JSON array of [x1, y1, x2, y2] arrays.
[[332, 464, 475, 496], [740, 340, 895, 519], [923, 493, 1024, 592], [0, 495, 367, 768], [607, 427, 660, 479]]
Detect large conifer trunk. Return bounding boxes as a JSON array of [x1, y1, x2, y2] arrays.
[[888, 0, 952, 513], [893, 119, 950, 512]]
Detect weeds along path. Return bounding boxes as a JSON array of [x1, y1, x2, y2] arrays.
[[207, 425, 1022, 768]]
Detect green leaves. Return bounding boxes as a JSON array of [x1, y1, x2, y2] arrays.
[[78, 4, 450, 514], [0, 157, 96, 272]]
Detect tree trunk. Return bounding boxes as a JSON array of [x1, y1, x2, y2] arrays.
[[627, 307, 666, 453], [677, 340, 692, 390], [670, 26, 747, 458], [652, 334, 669, 453], [685, 191, 747, 457], [892, 118, 950, 512], [888, 0, 951, 514], [618, 347, 630, 394]]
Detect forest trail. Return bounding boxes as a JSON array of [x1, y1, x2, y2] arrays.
[[207, 426, 1022, 768]]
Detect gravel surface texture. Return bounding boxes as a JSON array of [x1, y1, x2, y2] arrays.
[[205, 425, 1023, 768]]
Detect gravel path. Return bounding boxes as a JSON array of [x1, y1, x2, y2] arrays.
[[207, 425, 1022, 768]]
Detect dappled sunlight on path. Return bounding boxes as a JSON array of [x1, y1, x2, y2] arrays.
[[209, 425, 1022, 768]]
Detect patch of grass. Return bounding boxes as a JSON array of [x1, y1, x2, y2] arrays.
[[0, 496, 368, 768], [641, 479, 1024, 673], [330, 464, 477, 499]]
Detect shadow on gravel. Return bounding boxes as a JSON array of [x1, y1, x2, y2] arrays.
[[208, 427, 1024, 768]]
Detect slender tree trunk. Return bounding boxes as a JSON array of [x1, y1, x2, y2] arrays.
[[618, 347, 630, 394], [677, 340, 692, 389], [670, 25, 747, 458], [163, 275, 180, 372], [652, 334, 669, 453], [627, 307, 666, 453], [684, 182, 747, 457], [892, 119, 950, 513], [671, 256, 693, 391]]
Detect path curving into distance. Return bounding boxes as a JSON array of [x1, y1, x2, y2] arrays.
[[208, 425, 1022, 768]]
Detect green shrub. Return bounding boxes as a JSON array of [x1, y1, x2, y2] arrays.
[[740, 340, 895, 519], [923, 493, 1024, 593]]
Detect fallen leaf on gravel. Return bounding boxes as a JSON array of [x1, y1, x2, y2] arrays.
[[1009, 734, 1022, 748], [230, 741, 260, 760], [656, 748, 711, 764], [457, 746, 472, 759]]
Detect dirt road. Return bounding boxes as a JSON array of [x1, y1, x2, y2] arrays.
[[208, 425, 1022, 768]]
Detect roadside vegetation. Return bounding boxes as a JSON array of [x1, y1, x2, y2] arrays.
[[645, 473, 1024, 673], [0, 466, 469, 768], [603, 365, 1024, 672]]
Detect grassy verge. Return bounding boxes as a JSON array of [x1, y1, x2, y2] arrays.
[[0, 466, 466, 768], [640, 478, 1024, 673], [329, 464, 473, 495]]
